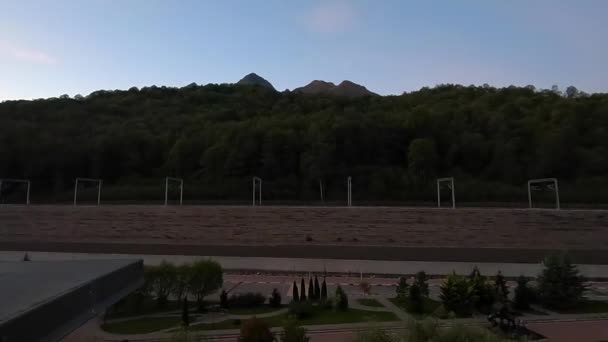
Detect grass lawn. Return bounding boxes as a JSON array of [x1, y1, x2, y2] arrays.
[[389, 297, 441, 317], [553, 300, 608, 314], [228, 305, 283, 315], [356, 298, 385, 308], [190, 307, 398, 331], [102, 316, 182, 334]]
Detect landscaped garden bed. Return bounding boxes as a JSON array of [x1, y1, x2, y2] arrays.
[[356, 298, 384, 308], [102, 316, 182, 334]]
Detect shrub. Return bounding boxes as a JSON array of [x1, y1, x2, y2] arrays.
[[239, 317, 274, 342], [408, 283, 424, 314], [220, 289, 228, 308], [281, 316, 309, 342], [321, 278, 328, 300], [396, 277, 409, 301], [292, 281, 299, 302], [414, 271, 429, 297], [314, 276, 320, 300], [537, 254, 586, 309], [300, 278, 307, 301], [513, 275, 535, 310], [289, 301, 314, 319], [229, 292, 266, 308], [335, 285, 349, 311], [439, 273, 475, 317], [181, 297, 190, 327], [269, 288, 282, 308], [494, 271, 509, 303]]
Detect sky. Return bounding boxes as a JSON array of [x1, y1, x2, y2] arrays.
[[1, 0, 607, 100]]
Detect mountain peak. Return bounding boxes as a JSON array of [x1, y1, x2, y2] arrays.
[[294, 79, 377, 97], [237, 73, 275, 90]]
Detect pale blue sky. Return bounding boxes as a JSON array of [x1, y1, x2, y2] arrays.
[[1, 0, 607, 100]]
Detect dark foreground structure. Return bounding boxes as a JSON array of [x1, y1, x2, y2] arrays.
[[0, 259, 143, 342]]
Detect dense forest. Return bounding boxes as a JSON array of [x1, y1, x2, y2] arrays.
[[1, 83, 607, 205]]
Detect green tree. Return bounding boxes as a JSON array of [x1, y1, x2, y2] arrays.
[[308, 278, 314, 301], [269, 288, 282, 308], [409, 282, 424, 314], [148, 261, 177, 308], [396, 277, 409, 301], [172, 263, 191, 302], [314, 276, 321, 300], [537, 254, 586, 309], [513, 275, 535, 310], [335, 285, 349, 311], [292, 281, 299, 303], [321, 278, 328, 300], [494, 271, 509, 303], [468, 267, 495, 313], [187, 259, 223, 311], [181, 297, 190, 327], [407, 138, 438, 184], [220, 289, 229, 308], [414, 271, 429, 297], [439, 273, 475, 317], [280, 316, 309, 342], [300, 278, 306, 301]]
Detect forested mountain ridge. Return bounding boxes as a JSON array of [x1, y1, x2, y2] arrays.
[[1, 82, 607, 203]]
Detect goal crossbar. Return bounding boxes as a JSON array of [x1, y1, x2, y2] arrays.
[[164, 177, 183, 205], [528, 178, 560, 209], [0, 179, 31, 205], [437, 177, 455, 209], [74, 178, 102, 206]]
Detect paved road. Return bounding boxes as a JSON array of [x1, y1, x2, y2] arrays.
[[4, 251, 608, 279]]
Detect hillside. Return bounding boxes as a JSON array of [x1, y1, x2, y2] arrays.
[[0, 83, 607, 203]]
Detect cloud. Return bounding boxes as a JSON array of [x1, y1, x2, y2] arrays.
[[0, 40, 57, 65], [302, 1, 357, 34]]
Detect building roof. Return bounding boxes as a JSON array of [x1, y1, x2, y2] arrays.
[[0, 258, 143, 342]]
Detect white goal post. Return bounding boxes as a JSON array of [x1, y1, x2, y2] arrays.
[[74, 178, 102, 206], [252, 177, 262, 206], [437, 177, 455, 209], [0, 179, 31, 205], [347, 176, 352, 207], [528, 178, 560, 209], [164, 177, 184, 205]]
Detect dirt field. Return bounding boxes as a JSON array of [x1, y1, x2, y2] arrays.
[[1, 205, 607, 263]]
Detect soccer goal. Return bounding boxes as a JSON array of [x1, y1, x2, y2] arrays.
[[346, 176, 352, 207], [437, 177, 455, 209], [74, 178, 102, 206], [164, 177, 184, 205], [0, 179, 31, 205], [527, 178, 560, 209], [252, 176, 262, 206]]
